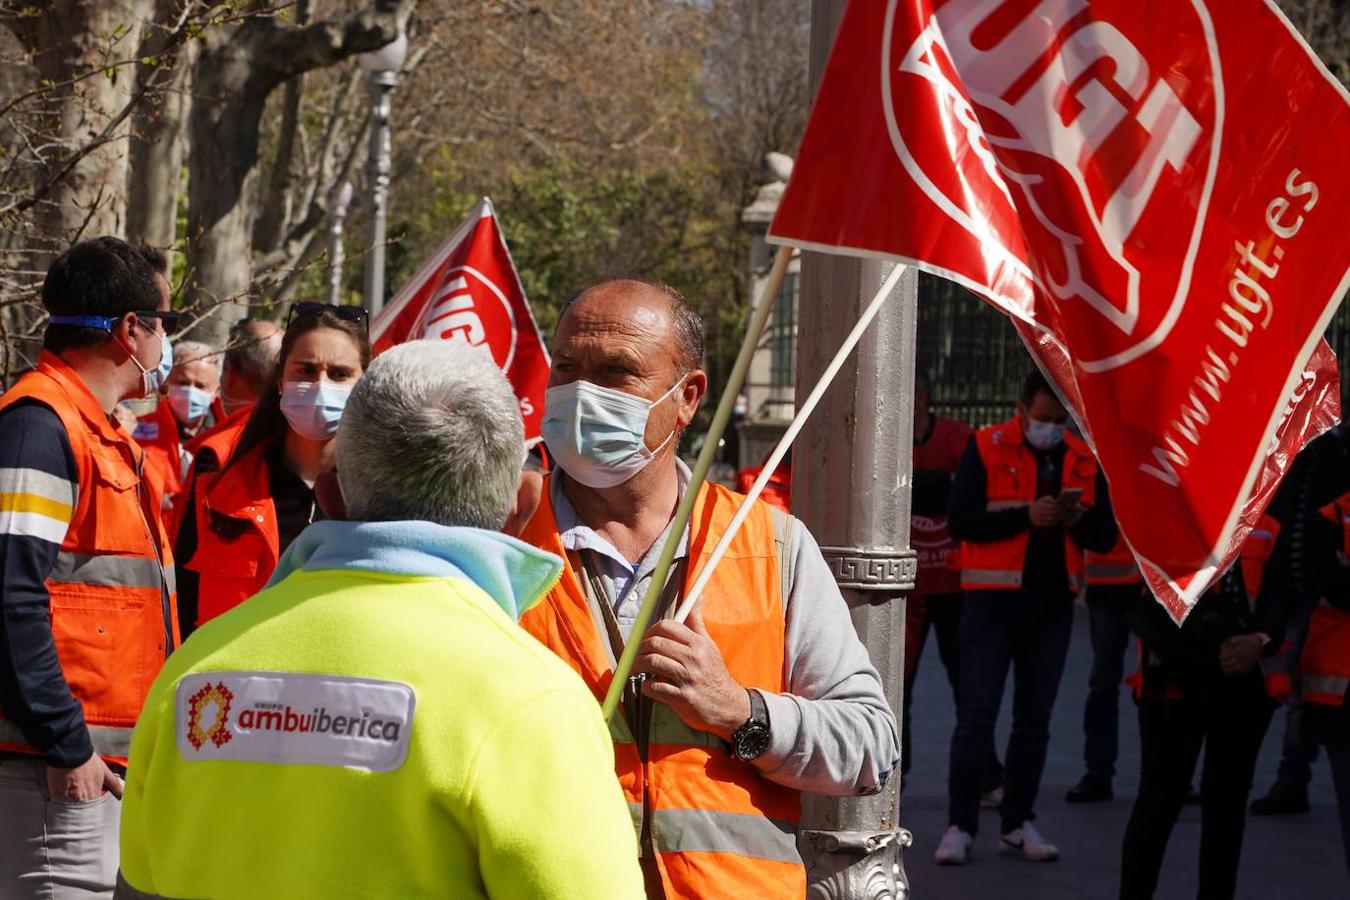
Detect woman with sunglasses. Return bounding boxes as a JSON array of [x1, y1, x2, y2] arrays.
[[174, 303, 369, 637]]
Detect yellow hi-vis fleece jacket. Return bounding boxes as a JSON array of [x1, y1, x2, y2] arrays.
[[118, 520, 644, 900]]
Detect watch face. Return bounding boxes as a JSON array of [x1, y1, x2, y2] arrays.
[[734, 724, 771, 761]]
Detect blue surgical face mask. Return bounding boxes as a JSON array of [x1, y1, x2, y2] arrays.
[[168, 384, 214, 425], [129, 329, 173, 398], [1024, 419, 1066, 451], [541, 377, 685, 489], [280, 380, 352, 441]]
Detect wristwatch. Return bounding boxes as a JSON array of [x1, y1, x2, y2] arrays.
[[731, 689, 771, 762]]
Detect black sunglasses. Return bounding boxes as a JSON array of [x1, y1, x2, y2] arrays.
[[131, 310, 181, 334], [285, 302, 369, 331]]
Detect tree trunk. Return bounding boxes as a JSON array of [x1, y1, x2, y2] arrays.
[[253, 0, 311, 254], [126, 0, 194, 262], [182, 30, 269, 346], [182, 1, 412, 347], [4, 0, 153, 254]]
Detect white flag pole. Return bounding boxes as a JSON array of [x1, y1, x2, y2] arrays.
[[672, 263, 908, 625]]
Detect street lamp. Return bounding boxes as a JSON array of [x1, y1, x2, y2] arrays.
[[357, 31, 408, 316], [328, 180, 354, 306]]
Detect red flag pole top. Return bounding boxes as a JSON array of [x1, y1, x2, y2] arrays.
[[769, 0, 1350, 621], [372, 198, 552, 444]]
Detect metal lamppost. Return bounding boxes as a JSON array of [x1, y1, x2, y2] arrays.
[[795, 0, 919, 896], [357, 31, 408, 316], [328, 180, 354, 306]]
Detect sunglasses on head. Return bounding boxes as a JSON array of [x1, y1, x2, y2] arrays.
[[285, 301, 369, 331]]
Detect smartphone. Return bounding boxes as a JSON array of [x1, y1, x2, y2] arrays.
[[1057, 488, 1084, 506]]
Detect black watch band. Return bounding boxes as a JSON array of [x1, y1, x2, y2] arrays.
[[731, 689, 771, 762]]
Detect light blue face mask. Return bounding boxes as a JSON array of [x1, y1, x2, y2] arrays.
[[47, 314, 172, 398], [168, 384, 214, 424], [280, 380, 353, 441], [541, 376, 685, 489], [1024, 419, 1066, 451]]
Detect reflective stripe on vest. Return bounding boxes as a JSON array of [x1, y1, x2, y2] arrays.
[[51, 551, 176, 594], [1301, 601, 1350, 707], [959, 418, 1097, 593], [1302, 675, 1350, 704], [0, 718, 133, 760], [650, 808, 800, 863], [962, 568, 1023, 586], [623, 802, 798, 863], [1085, 563, 1139, 582], [1084, 534, 1141, 586], [520, 478, 804, 898]]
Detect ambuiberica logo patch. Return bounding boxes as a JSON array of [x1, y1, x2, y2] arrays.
[[175, 671, 416, 772]]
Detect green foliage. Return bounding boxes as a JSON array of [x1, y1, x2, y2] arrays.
[[392, 152, 742, 358]]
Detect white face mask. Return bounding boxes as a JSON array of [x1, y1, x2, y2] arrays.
[[1024, 419, 1066, 450], [540, 377, 685, 489]]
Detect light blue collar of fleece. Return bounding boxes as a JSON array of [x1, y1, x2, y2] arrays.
[[267, 520, 563, 621]]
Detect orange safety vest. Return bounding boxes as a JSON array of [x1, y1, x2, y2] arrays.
[[1085, 534, 1142, 586], [177, 403, 253, 544], [0, 353, 178, 765], [185, 402, 252, 460], [959, 418, 1098, 593], [134, 396, 185, 496], [184, 440, 278, 627], [1300, 495, 1350, 706], [1128, 516, 1284, 701], [519, 477, 805, 900]]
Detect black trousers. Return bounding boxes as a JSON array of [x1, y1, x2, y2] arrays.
[[1119, 673, 1276, 900], [902, 591, 1004, 790], [1082, 583, 1142, 779], [948, 589, 1073, 834]]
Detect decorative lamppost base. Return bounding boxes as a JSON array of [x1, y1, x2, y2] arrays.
[[802, 828, 914, 900]]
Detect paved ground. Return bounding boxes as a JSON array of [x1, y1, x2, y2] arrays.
[[899, 598, 1346, 899]]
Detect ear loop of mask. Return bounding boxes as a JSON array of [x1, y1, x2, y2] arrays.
[[646, 374, 689, 457]]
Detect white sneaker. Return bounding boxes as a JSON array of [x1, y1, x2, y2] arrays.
[[980, 786, 1004, 810], [999, 820, 1060, 861], [934, 825, 974, 865]]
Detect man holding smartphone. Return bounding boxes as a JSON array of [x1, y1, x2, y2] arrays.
[[935, 371, 1116, 866]]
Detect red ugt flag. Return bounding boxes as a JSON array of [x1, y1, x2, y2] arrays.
[[372, 198, 550, 443], [770, 0, 1350, 620]]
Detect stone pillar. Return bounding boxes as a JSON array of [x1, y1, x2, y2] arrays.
[[793, 2, 919, 897]]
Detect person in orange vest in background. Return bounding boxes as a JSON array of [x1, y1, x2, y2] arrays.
[[936, 371, 1116, 865], [1296, 488, 1350, 873], [1066, 530, 1146, 804], [1118, 516, 1288, 900], [1249, 425, 1350, 817], [173, 321, 283, 549], [174, 303, 367, 639], [903, 369, 1004, 804], [0, 238, 178, 896], [521, 280, 898, 900], [215, 319, 284, 422], [136, 341, 222, 537]]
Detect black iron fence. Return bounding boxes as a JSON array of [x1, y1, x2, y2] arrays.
[[918, 273, 1350, 430]]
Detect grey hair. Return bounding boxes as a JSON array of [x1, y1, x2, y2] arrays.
[[173, 340, 221, 373], [336, 339, 524, 529]]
